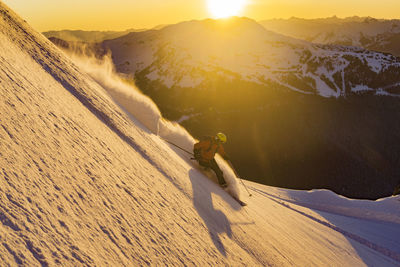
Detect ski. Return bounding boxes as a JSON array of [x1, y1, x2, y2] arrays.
[[220, 185, 247, 206], [231, 195, 247, 206]]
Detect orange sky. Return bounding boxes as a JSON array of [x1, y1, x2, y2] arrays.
[[3, 0, 400, 31]]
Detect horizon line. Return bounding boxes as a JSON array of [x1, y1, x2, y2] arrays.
[[40, 15, 400, 33]]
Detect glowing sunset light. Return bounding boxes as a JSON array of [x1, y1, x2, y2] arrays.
[[3, 0, 400, 31], [207, 0, 247, 19]]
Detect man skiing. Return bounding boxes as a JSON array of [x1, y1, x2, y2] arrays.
[[193, 133, 230, 188]]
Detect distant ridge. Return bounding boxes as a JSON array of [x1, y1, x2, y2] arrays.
[[43, 29, 143, 42], [259, 16, 400, 56]]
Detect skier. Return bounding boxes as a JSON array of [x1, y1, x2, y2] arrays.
[[193, 133, 230, 188]]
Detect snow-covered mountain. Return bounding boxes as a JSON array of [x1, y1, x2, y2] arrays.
[[1, 3, 400, 266], [102, 17, 400, 98], [260, 17, 400, 57]]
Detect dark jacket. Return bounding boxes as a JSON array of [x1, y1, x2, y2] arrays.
[[193, 136, 228, 162]]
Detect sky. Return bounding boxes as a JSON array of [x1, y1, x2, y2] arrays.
[[3, 0, 400, 31]]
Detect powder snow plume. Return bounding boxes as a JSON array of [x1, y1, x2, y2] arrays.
[[66, 51, 241, 198]]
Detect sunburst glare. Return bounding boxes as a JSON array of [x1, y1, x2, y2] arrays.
[[207, 0, 247, 19]]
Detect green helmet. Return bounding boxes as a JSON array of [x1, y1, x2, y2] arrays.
[[216, 132, 227, 143]]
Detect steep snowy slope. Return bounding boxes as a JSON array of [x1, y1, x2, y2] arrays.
[[0, 3, 255, 265], [1, 2, 400, 266]]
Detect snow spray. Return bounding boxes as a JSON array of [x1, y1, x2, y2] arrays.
[[64, 50, 240, 198]]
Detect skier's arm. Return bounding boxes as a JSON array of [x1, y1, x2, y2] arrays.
[[193, 141, 205, 150], [217, 145, 229, 161], [193, 141, 208, 159]]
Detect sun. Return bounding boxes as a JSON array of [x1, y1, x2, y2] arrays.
[[207, 0, 247, 19]]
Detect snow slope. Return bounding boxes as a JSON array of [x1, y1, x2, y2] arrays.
[[1, 2, 400, 266], [247, 183, 400, 266]]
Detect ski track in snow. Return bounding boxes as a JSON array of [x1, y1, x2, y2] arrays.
[[248, 186, 400, 264]]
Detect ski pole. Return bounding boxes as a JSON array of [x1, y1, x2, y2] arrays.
[[161, 138, 194, 156], [238, 177, 252, 197], [228, 161, 252, 197], [162, 138, 252, 196]]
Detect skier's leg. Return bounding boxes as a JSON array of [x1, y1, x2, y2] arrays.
[[198, 160, 210, 169], [210, 159, 227, 186]]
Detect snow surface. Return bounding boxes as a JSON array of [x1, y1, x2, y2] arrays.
[[1, 2, 400, 266], [352, 84, 374, 93]]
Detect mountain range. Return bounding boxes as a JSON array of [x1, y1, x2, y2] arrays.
[[260, 16, 400, 57], [43, 24, 168, 43], [43, 29, 140, 42], [102, 17, 400, 98]]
